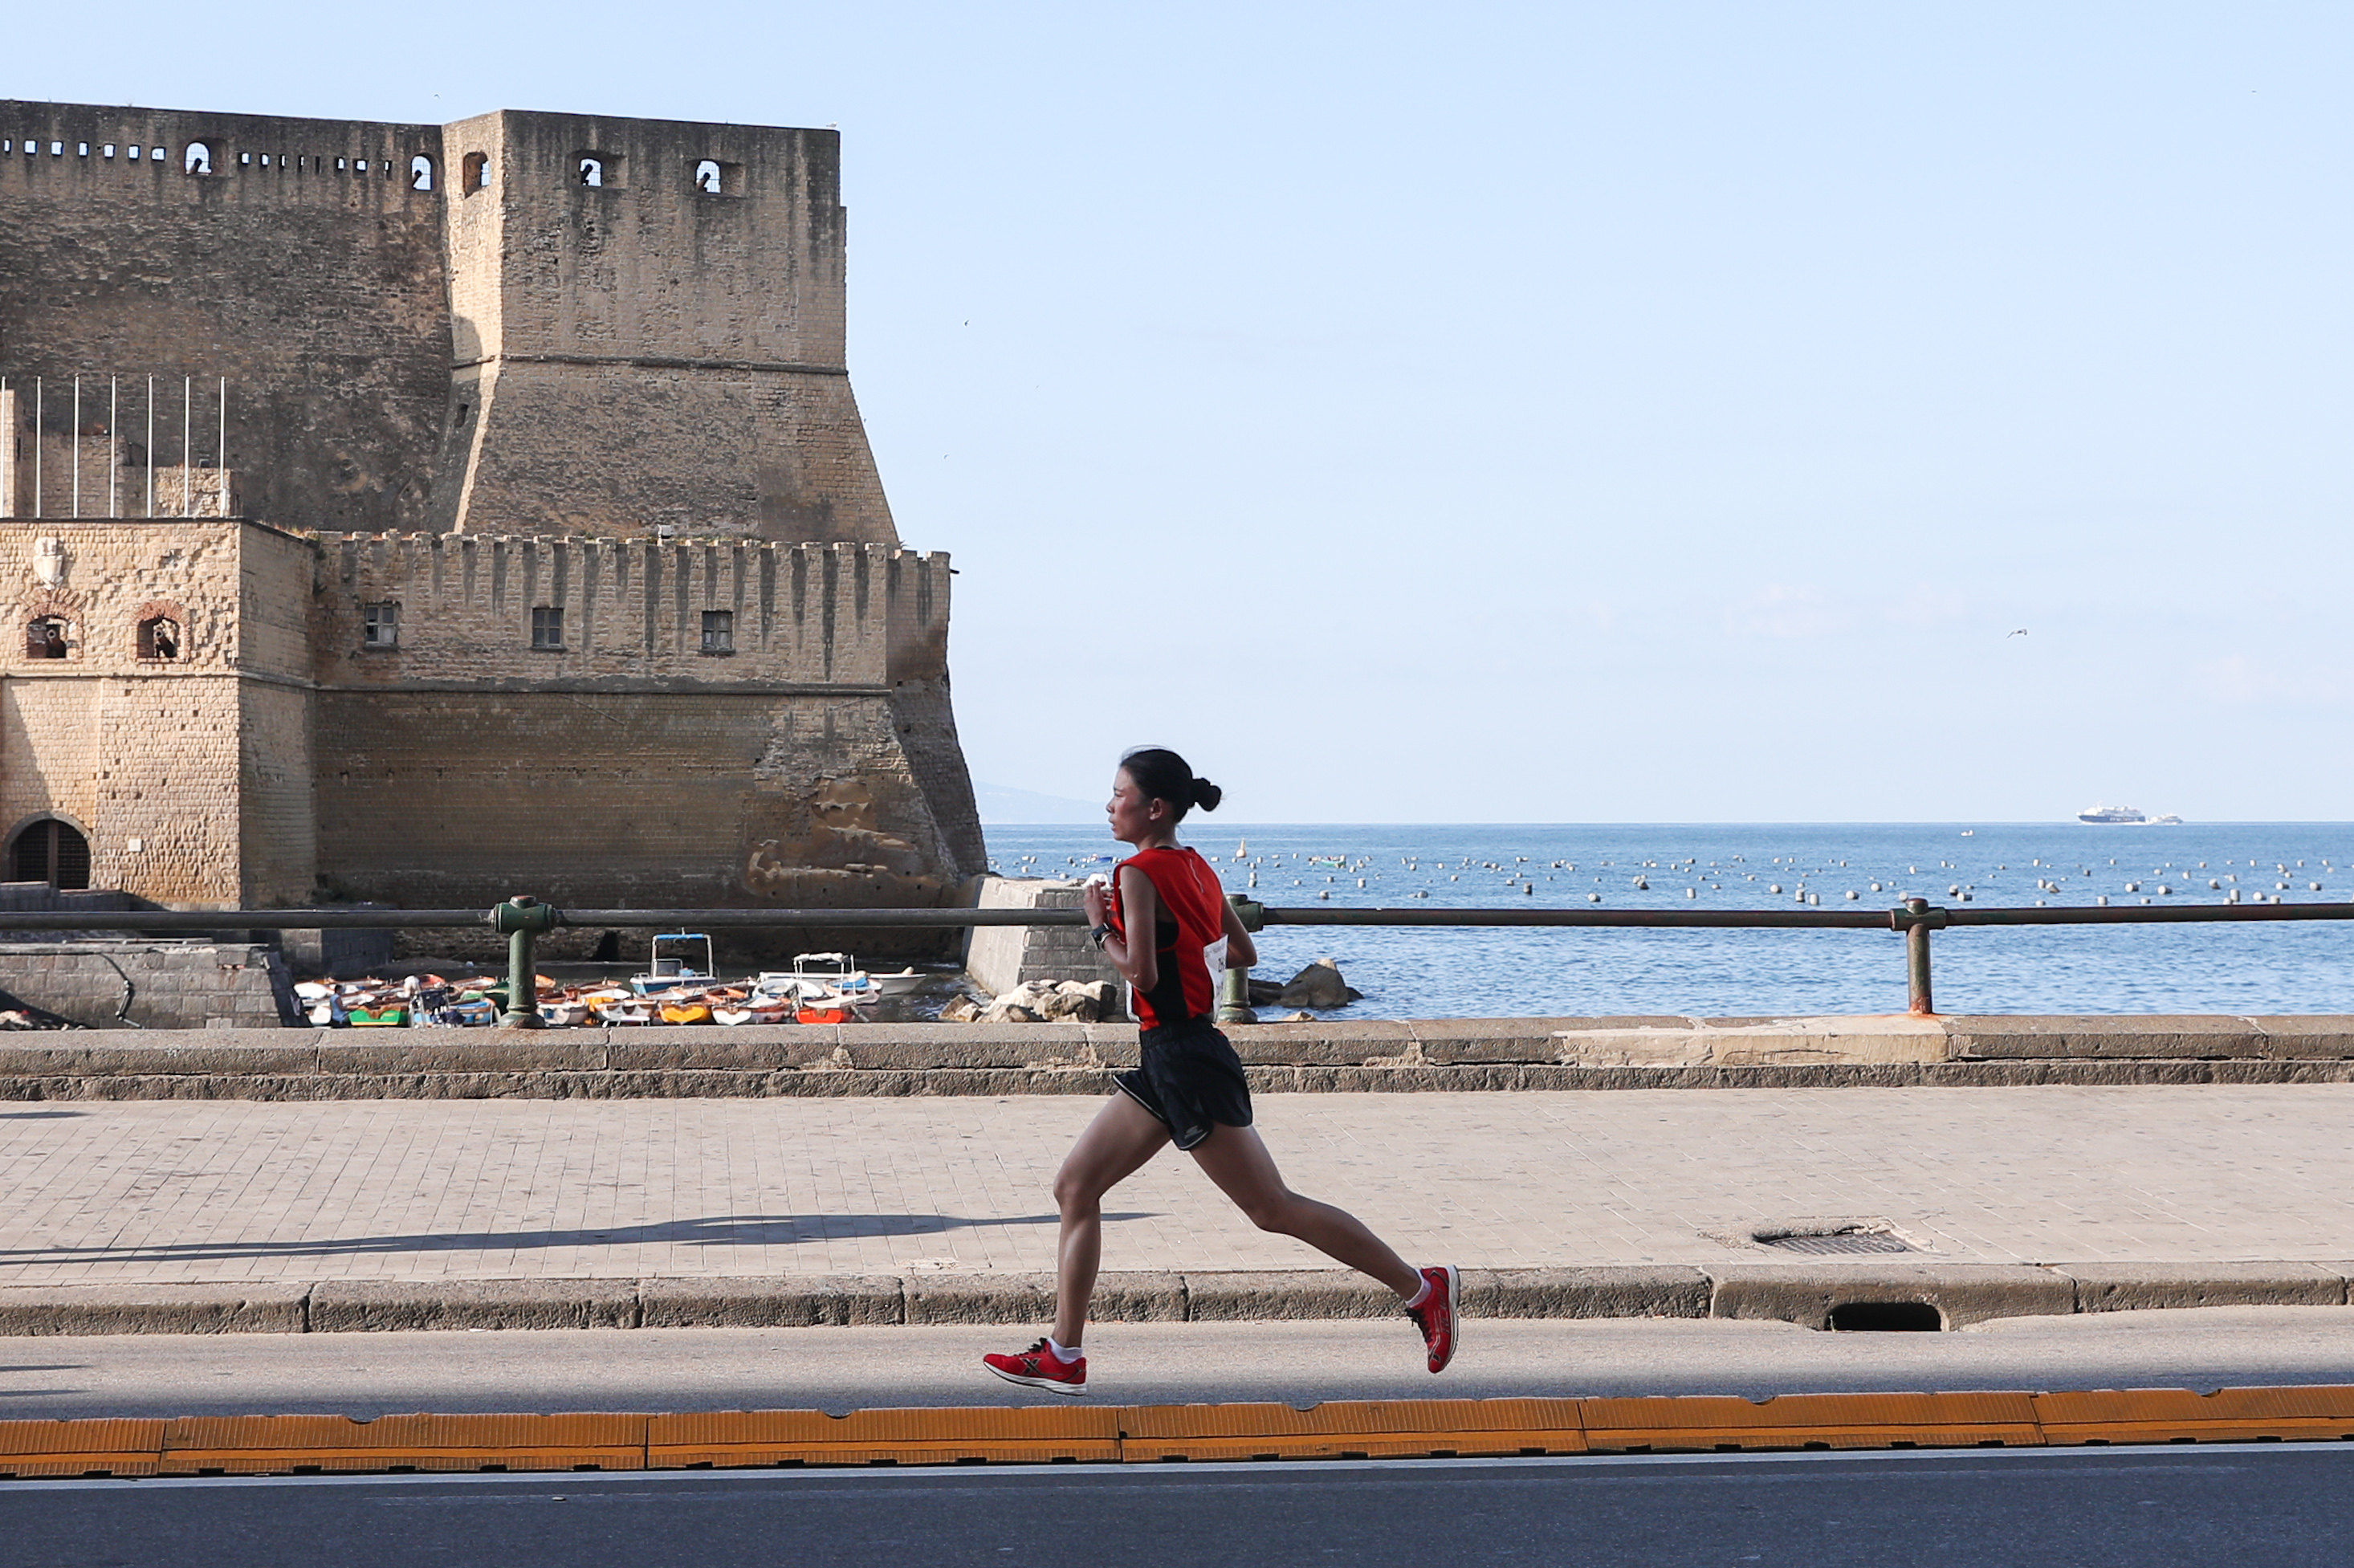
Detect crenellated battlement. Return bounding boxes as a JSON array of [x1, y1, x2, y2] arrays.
[[310, 532, 951, 687], [0, 101, 442, 210]]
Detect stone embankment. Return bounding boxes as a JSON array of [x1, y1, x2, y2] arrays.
[[3, 1015, 2353, 1101]]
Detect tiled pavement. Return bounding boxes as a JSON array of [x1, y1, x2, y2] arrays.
[[0, 1085, 2348, 1285]]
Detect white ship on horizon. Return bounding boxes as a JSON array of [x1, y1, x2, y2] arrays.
[[2077, 804, 2183, 825]]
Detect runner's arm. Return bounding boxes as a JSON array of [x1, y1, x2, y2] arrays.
[[1104, 865, 1160, 992]]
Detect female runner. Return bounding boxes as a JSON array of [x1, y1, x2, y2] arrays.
[[984, 747, 1457, 1394]]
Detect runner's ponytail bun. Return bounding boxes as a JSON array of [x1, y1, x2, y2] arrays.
[[1118, 747, 1220, 822]]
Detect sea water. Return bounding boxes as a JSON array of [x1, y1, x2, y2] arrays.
[[979, 823, 2354, 1017]]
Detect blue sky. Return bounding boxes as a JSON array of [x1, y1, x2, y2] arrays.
[[14, 2, 2350, 822]]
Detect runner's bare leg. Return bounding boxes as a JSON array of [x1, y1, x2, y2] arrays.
[[1187, 1122, 1422, 1297], [1051, 1093, 1171, 1348]]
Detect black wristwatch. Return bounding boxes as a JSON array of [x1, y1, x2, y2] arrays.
[[1089, 924, 1113, 948]]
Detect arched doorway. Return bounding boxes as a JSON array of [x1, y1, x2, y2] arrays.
[[10, 819, 91, 890]]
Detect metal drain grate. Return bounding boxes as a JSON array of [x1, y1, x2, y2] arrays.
[[1759, 1231, 1915, 1256]]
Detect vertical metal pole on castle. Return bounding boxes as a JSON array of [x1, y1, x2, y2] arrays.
[[216, 378, 226, 516], [108, 378, 117, 516], [71, 378, 79, 518], [145, 377, 154, 518], [181, 376, 193, 518], [32, 378, 40, 519]]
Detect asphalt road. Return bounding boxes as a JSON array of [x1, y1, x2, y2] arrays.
[[3, 1307, 2354, 1418], [7, 1445, 2352, 1567]]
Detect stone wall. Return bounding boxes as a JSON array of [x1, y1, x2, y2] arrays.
[[0, 103, 451, 532], [0, 941, 291, 1028], [0, 519, 320, 906], [429, 110, 894, 542], [965, 878, 1122, 997], [306, 532, 982, 916]]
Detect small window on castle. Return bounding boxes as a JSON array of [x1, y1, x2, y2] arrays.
[[410, 154, 434, 191], [701, 609, 735, 654], [149, 146, 164, 161], [462, 151, 488, 193], [137, 616, 181, 662], [530, 605, 565, 650], [578, 156, 605, 188], [361, 602, 398, 650], [184, 141, 212, 175], [25, 618, 68, 660]]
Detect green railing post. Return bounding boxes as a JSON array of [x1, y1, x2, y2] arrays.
[[1895, 897, 1949, 1016], [1218, 894, 1266, 1027], [489, 895, 560, 1028]]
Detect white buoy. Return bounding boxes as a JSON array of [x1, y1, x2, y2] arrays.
[[1587, 893, 1601, 903]]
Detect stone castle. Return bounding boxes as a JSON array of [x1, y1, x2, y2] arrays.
[[0, 101, 982, 941]]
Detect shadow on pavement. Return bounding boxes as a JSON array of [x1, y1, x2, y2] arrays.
[[0, 1212, 1158, 1265]]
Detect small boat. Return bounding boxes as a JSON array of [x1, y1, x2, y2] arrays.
[[658, 999, 714, 1026], [596, 996, 655, 1024], [756, 953, 881, 1009], [795, 999, 855, 1024], [538, 1000, 591, 1028], [347, 1001, 409, 1028], [714, 999, 796, 1026], [864, 967, 925, 1000], [632, 934, 717, 996], [444, 996, 498, 1027]]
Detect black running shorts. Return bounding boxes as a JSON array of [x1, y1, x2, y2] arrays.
[[1113, 1019, 1253, 1151]]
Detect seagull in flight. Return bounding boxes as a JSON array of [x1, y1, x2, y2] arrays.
[[2008, 629, 2028, 637]]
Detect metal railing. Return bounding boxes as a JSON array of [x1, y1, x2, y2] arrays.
[[4, 894, 2351, 1026]]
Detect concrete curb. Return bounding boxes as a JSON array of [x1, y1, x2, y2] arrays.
[[2, 1012, 2354, 1100], [3, 1261, 2349, 1336], [11, 1057, 2354, 1102]]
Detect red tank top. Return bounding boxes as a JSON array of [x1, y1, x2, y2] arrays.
[[1106, 845, 1229, 1029]]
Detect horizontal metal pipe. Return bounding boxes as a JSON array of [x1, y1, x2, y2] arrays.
[[0, 902, 2343, 933], [0, 908, 1084, 931], [1259, 906, 1892, 929], [559, 909, 1082, 929], [1941, 902, 2354, 928]]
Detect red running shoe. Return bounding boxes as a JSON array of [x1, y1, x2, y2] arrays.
[[983, 1337, 1088, 1396], [1405, 1265, 1459, 1373]]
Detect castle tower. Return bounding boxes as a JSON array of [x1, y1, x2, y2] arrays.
[[431, 112, 898, 542], [0, 101, 984, 934]]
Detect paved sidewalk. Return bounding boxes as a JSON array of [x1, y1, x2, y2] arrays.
[[1, 1085, 2350, 1287]]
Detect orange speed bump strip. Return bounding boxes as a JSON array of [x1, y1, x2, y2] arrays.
[[2034, 1387, 2354, 1446], [648, 1407, 1119, 1468], [1122, 1399, 1586, 1462], [6, 1387, 2354, 1477], [0, 1419, 166, 1478], [157, 1414, 650, 1476], [1579, 1392, 2042, 1453]]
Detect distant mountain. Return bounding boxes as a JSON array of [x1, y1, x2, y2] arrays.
[[972, 782, 1106, 825]]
